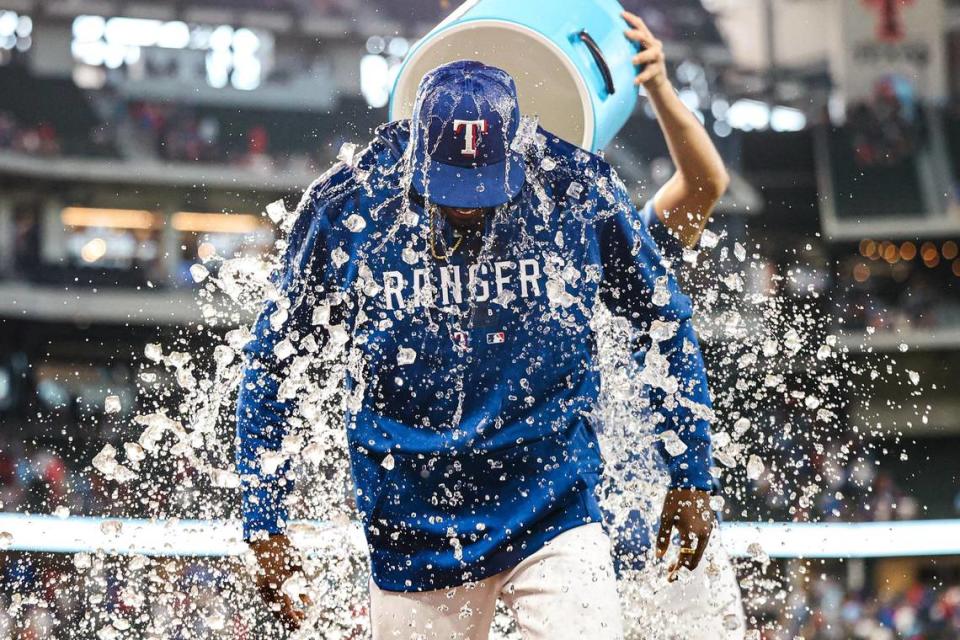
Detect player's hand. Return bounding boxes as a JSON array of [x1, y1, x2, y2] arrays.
[[655, 488, 715, 581], [250, 534, 313, 630], [622, 10, 669, 91]]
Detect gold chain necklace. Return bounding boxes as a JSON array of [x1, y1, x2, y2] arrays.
[[429, 207, 463, 261]]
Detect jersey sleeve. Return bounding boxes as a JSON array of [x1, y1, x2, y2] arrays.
[[235, 175, 347, 541], [598, 177, 714, 491], [640, 200, 685, 262]]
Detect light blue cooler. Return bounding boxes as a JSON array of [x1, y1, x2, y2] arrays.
[[389, 0, 638, 152]]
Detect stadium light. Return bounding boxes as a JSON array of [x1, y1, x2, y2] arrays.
[[361, 53, 392, 108], [61, 207, 159, 230], [770, 106, 807, 132], [171, 212, 263, 234], [726, 99, 770, 132]]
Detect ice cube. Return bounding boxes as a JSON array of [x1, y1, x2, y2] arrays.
[[226, 327, 253, 349], [784, 329, 802, 354], [715, 451, 737, 468], [381, 453, 396, 471], [213, 345, 235, 368], [804, 395, 821, 410], [709, 495, 725, 511], [494, 288, 518, 307], [312, 302, 331, 326], [266, 199, 288, 224], [660, 430, 688, 457], [92, 444, 119, 476], [764, 373, 783, 388], [273, 339, 296, 361], [700, 229, 720, 249], [337, 142, 358, 167], [907, 370, 920, 385], [712, 431, 731, 450], [211, 469, 241, 489], [189, 264, 209, 283], [649, 319, 679, 343], [652, 276, 671, 306], [816, 344, 832, 360], [327, 324, 349, 348], [204, 613, 226, 631], [397, 348, 417, 366], [565, 182, 584, 200], [96, 626, 118, 640], [449, 535, 464, 561], [402, 247, 419, 265], [747, 542, 769, 564], [124, 442, 145, 463], [302, 441, 324, 466], [144, 343, 163, 362], [104, 395, 121, 414], [734, 242, 747, 262], [746, 454, 764, 480], [100, 520, 123, 536], [761, 339, 779, 357], [722, 273, 743, 291], [682, 248, 699, 266], [344, 214, 367, 232], [168, 351, 191, 368], [331, 247, 349, 267], [259, 451, 287, 476], [733, 417, 751, 435], [540, 156, 557, 171], [546, 279, 575, 308], [401, 210, 419, 226], [269, 307, 288, 331]]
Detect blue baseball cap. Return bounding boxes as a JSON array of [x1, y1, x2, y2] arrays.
[[409, 61, 525, 208]]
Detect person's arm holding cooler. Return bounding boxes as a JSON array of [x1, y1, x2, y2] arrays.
[[624, 11, 729, 249]]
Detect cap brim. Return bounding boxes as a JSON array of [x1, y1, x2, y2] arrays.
[[411, 149, 525, 208]]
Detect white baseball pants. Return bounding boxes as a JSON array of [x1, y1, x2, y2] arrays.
[[368, 523, 624, 640]]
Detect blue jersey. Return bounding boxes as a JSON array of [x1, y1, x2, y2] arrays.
[[236, 121, 714, 592]]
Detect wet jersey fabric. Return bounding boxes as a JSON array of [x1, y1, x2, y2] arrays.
[[236, 120, 714, 592]]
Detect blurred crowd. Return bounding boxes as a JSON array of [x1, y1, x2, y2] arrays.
[[733, 430, 923, 524], [0, 93, 334, 173], [0, 547, 956, 639], [837, 253, 960, 334], [0, 434, 118, 519], [0, 551, 264, 640], [847, 79, 923, 168], [125, 101, 326, 171], [772, 574, 960, 640], [0, 111, 61, 157], [749, 449, 921, 523]]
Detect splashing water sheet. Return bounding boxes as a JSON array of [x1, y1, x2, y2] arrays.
[[14, 75, 932, 640]]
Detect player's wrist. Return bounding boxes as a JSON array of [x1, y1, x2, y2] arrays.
[[643, 73, 670, 93]]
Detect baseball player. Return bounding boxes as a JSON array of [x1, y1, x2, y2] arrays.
[[238, 12, 728, 638]]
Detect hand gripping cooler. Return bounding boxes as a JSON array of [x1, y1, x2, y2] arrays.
[[389, 0, 638, 152]]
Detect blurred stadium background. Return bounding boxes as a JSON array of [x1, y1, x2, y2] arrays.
[[0, 0, 957, 638]]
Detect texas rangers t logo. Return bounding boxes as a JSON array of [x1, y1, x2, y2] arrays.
[[453, 119, 488, 157]]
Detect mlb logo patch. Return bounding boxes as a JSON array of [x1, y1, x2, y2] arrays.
[[486, 332, 506, 345]]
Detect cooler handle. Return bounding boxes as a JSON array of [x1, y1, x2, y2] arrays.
[[578, 30, 616, 96]]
